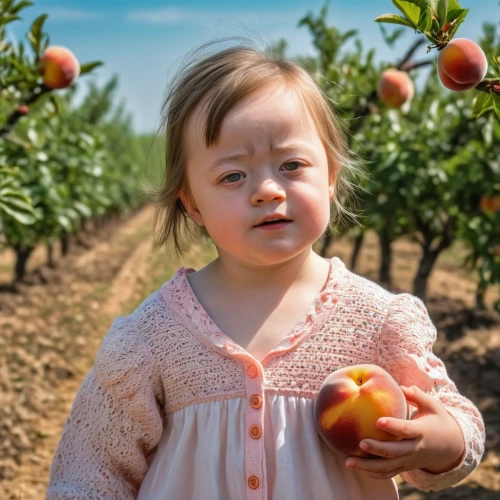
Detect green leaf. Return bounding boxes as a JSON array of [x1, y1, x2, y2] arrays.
[[57, 214, 72, 231], [378, 23, 406, 48], [446, 0, 462, 12], [471, 92, 493, 118], [0, 198, 37, 225], [2, 0, 17, 11], [392, 1, 421, 27], [79, 61, 104, 76], [437, 0, 447, 28], [10, 1, 35, 16], [445, 9, 469, 37], [493, 96, 500, 122], [375, 13, 416, 29], [418, 9, 433, 32], [50, 94, 64, 115], [1, 14, 21, 24], [27, 13, 47, 57], [73, 201, 92, 218]]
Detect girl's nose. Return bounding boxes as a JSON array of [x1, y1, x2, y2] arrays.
[[250, 178, 286, 204]]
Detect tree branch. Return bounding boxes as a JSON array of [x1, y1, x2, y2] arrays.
[[475, 78, 500, 96], [0, 85, 51, 138], [400, 59, 434, 71], [396, 38, 427, 71]]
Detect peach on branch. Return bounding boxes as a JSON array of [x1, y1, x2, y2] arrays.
[[41, 46, 80, 89], [437, 38, 488, 91], [480, 195, 500, 213], [314, 364, 408, 457], [377, 68, 414, 109]]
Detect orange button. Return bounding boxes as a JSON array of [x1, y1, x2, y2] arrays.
[[246, 364, 258, 379], [249, 424, 262, 439], [247, 475, 259, 489], [250, 394, 262, 409]]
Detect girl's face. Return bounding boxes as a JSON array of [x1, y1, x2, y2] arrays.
[[180, 84, 335, 267]]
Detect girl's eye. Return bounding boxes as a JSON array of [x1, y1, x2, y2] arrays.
[[282, 161, 302, 171], [220, 162, 303, 183], [221, 173, 243, 184]]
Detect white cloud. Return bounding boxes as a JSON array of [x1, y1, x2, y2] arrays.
[[126, 8, 205, 24], [47, 8, 102, 21], [126, 7, 310, 26]]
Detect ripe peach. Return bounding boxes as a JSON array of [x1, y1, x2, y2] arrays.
[[314, 364, 408, 457], [16, 105, 29, 115], [480, 195, 500, 213], [41, 46, 80, 89], [437, 38, 488, 91], [377, 69, 414, 109]]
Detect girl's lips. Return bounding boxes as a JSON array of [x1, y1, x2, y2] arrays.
[[255, 221, 292, 230]]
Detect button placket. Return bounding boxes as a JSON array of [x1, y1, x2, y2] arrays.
[[244, 361, 265, 498]]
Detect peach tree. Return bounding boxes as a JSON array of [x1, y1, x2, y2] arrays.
[[375, 0, 500, 309], [0, 0, 145, 283], [296, 2, 499, 309], [375, 0, 500, 117]]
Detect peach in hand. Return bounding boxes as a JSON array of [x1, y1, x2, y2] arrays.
[[377, 68, 414, 109], [314, 364, 408, 457], [41, 46, 80, 89], [437, 38, 488, 91]]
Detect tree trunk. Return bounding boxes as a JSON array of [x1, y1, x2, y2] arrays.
[[14, 244, 34, 282], [350, 231, 364, 271], [378, 226, 392, 286], [413, 216, 456, 302], [47, 242, 57, 268], [413, 245, 440, 302], [61, 230, 70, 256], [476, 281, 487, 310]]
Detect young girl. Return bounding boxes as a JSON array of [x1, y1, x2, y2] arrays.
[[47, 38, 485, 499]]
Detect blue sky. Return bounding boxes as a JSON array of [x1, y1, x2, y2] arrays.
[[7, 0, 500, 134]]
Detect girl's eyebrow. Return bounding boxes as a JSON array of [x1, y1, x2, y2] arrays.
[[207, 142, 313, 171]]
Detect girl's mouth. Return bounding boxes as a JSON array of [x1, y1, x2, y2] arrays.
[[256, 220, 292, 229]]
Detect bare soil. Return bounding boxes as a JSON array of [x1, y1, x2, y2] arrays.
[[0, 205, 498, 499]]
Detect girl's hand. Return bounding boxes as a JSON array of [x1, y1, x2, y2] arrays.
[[345, 385, 465, 480]]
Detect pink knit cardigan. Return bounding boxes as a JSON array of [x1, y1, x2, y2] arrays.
[[47, 256, 485, 499]]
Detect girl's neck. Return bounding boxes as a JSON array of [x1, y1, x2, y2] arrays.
[[201, 249, 329, 296]]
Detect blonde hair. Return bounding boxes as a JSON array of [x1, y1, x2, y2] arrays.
[[142, 37, 365, 258]]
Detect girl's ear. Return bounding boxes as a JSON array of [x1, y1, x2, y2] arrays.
[[328, 164, 337, 203], [178, 186, 205, 227], [328, 183, 335, 203]]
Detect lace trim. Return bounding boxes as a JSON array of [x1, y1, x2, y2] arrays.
[[160, 256, 347, 364]]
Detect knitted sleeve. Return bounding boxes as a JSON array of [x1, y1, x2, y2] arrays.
[[378, 293, 485, 492], [47, 314, 165, 499]]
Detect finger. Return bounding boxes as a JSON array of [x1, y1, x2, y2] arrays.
[[400, 385, 440, 413], [376, 416, 424, 440], [359, 437, 418, 459], [366, 466, 408, 480], [346, 456, 405, 474]]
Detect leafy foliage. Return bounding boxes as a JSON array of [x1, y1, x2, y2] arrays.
[[0, 1, 145, 258], [294, 2, 500, 309]]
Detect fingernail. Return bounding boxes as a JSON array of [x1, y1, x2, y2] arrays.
[[379, 418, 387, 426], [346, 460, 355, 468], [360, 441, 369, 450]]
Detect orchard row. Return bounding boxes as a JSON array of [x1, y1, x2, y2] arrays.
[[0, 2, 146, 283], [1, 1, 499, 312]]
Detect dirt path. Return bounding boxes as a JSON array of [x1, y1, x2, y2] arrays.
[[0, 209, 498, 498], [0, 205, 208, 499]]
